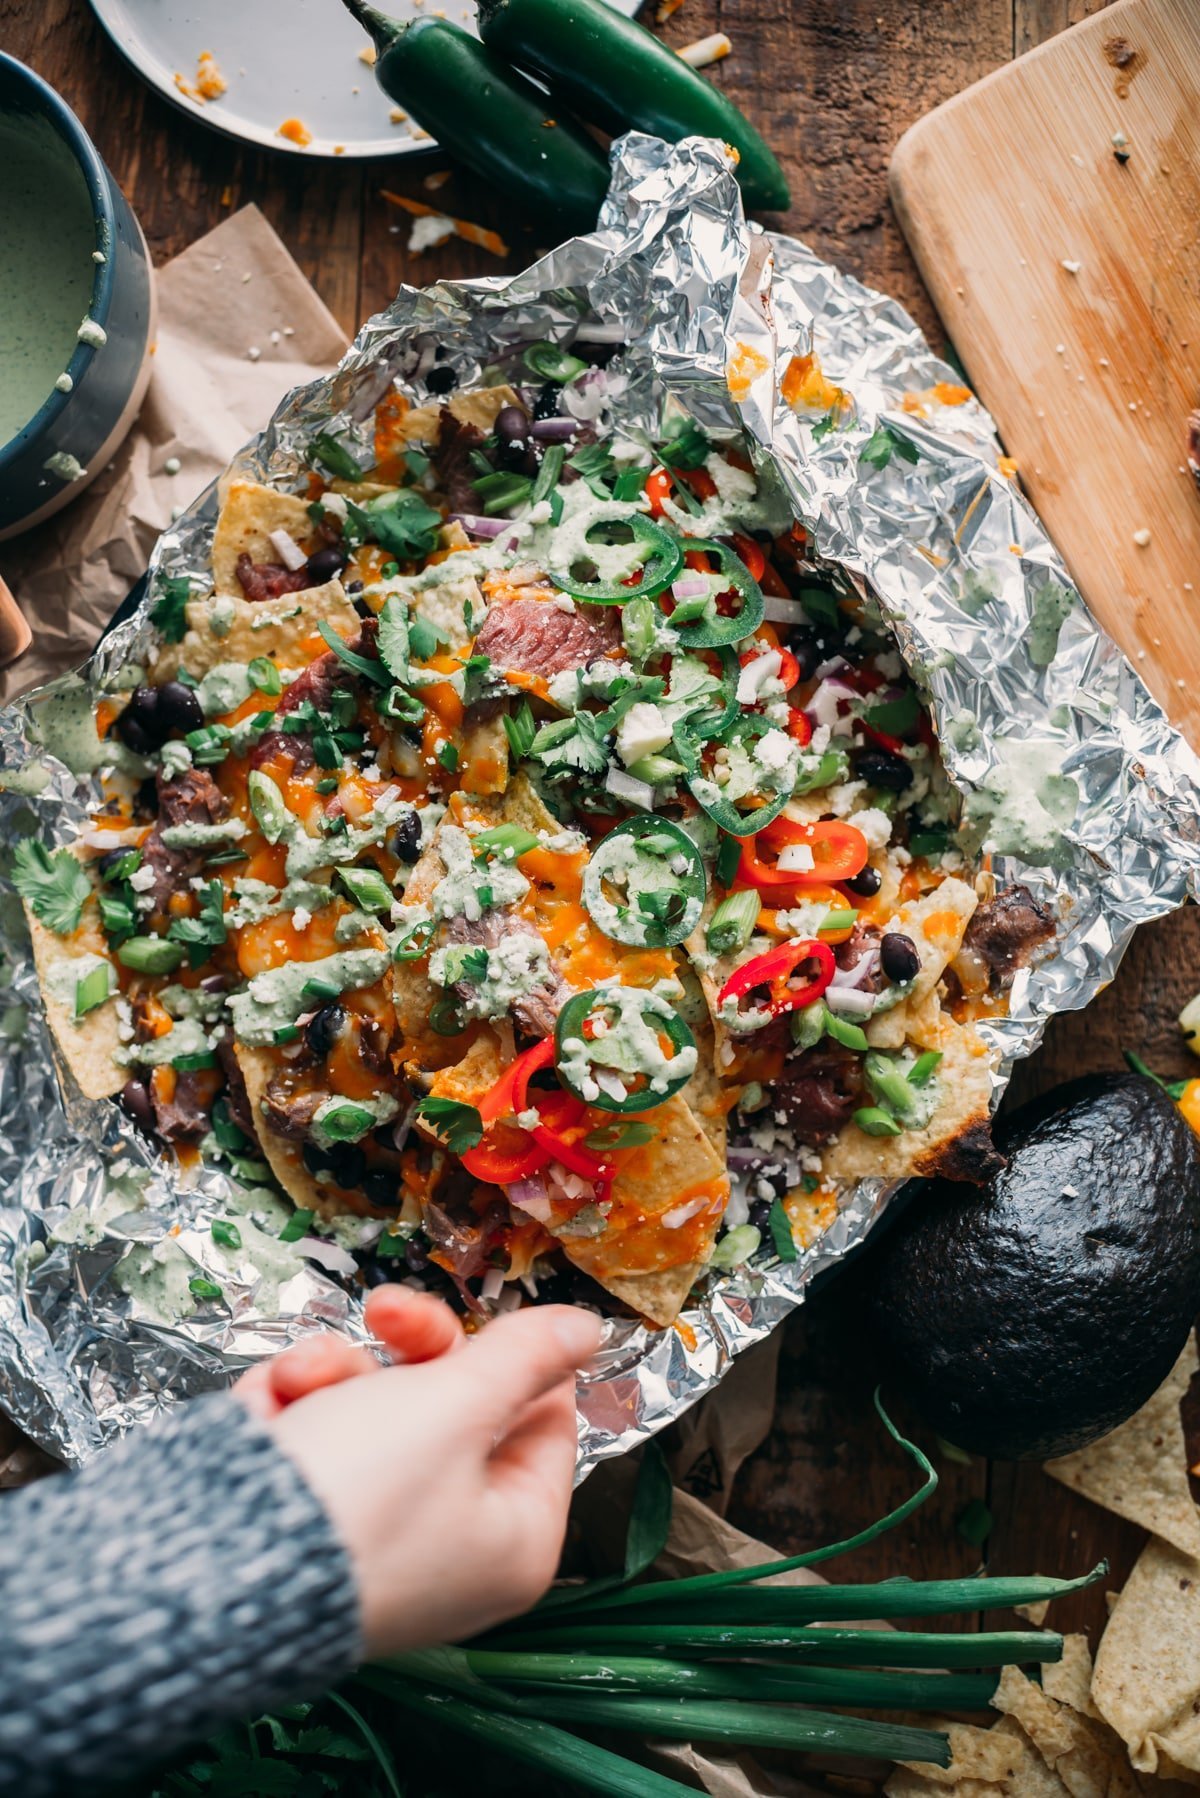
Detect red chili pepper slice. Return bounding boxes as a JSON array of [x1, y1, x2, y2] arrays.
[[508, 1038, 611, 1182], [729, 532, 766, 582], [787, 707, 813, 746], [738, 817, 869, 893], [645, 468, 673, 518], [460, 1042, 552, 1184], [739, 644, 800, 694], [717, 938, 835, 1020]]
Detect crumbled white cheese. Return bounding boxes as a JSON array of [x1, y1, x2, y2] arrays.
[[754, 728, 793, 774], [852, 806, 892, 851], [617, 701, 672, 767]]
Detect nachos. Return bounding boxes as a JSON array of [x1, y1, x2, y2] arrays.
[[14, 345, 1055, 1326]]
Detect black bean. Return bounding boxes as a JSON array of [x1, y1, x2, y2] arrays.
[[495, 404, 531, 443], [302, 1141, 333, 1176], [133, 776, 159, 819], [388, 811, 423, 864], [880, 932, 922, 984], [426, 365, 457, 395], [405, 1234, 431, 1273], [327, 1142, 366, 1189], [304, 1004, 347, 1060], [119, 1077, 155, 1135], [362, 1168, 401, 1209], [532, 382, 563, 421], [116, 686, 160, 750], [748, 1197, 773, 1233], [854, 749, 912, 792], [157, 680, 204, 735], [844, 863, 882, 898], [362, 1260, 395, 1289], [305, 544, 347, 583], [788, 634, 820, 682]]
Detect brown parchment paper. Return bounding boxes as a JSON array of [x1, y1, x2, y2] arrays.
[[0, 205, 348, 702]]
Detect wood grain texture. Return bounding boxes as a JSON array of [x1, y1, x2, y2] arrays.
[[891, 0, 1200, 739], [4, 0, 1195, 1691]]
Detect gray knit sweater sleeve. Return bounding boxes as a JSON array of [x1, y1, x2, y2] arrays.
[[0, 1393, 363, 1797]]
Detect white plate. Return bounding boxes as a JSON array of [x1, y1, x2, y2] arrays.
[[89, 0, 640, 161]]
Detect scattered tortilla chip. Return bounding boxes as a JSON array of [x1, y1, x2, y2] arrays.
[[1043, 1635, 1097, 1718], [26, 900, 124, 1101], [1092, 1535, 1200, 1779], [211, 479, 317, 595], [1045, 1336, 1200, 1560], [988, 1718, 1075, 1796], [149, 580, 358, 683], [460, 713, 510, 797], [817, 1014, 997, 1187], [425, 1026, 513, 1110], [994, 1664, 1138, 1797], [402, 571, 486, 646], [867, 877, 978, 1050], [555, 1092, 728, 1326], [1016, 1596, 1052, 1626]]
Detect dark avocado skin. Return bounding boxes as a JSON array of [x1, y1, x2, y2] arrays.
[[866, 1074, 1200, 1461]]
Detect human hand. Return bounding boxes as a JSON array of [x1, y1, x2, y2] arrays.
[[260, 1298, 601, 1655], [235, 1285, 463, 1422]]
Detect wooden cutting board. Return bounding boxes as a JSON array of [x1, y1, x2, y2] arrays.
[[890, 0, 1200, 743]]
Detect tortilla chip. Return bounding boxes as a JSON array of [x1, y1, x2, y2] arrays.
[[425, 1026, 513, 1108], [988, 1718, 1075, 1796], [26, 901, 124, 1101], [682, 1007, 729, 1165], [1092, 1535, 1200, 1779], [1045, 1336, 1200, 1560], [817, 1014, 997, 1188], [460, 713, 510, 798], [406, 571, 486, 647], [555, 1093, 729, 1327], [149, 580, 359, 682], [211, 479, 318, 595], [867, 877, 978, 1050], [396, 383, 523, 450], [1043, 1636, 1098, 1719], [888, 1718, 1032, 1792], [993, 1665, 1148, 1798]]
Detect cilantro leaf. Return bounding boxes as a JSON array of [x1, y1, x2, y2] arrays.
[[150, 575, 192, 643], [568, 440, 617, 498], [859, 422, 920, 471], [503, 699, 536, 760], [350, 490, 442, 562], [167, 879, 227, 967], [769, 1197, 798, 1263], [530, 710, 609, 775], [308, 431, 365, 482], [863, 690, 919, 736], [376, 596, 410, 680], [12, 840, 92, 935], [408, 616, 448, 663], [416, 1095, 484, 1156], [811, 409, 839, 443]]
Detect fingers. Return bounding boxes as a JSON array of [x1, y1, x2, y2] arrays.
[[268, 1334, 378, 1406], [233, 1361, 282, 1421], [460, 1306, 601, 1428], [364, 1285, 463, 1365], [484, 1381, 579, 1607]]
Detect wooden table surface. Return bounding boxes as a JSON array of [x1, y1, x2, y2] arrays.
[[5, 0, 1200, 1671]]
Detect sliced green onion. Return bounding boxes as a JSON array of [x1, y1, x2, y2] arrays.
[[172, 1051, 218, 1072], [211, 1219, 242, 1250], [308, 431, 365, 481], [336, 866, 394, 913], [854, 1105, 903, 1137], [820, 908, 858, 934], [865, 1051, 918, 1117], [74, 962, 111, 1018], [908, 1049, 943, 1086], [188, 1275, 223, 1303], [709, 1223, 762, 1270], [523, 341, 588, 384], [279, 1208, 315, 1243], [823, 1009, 870, 1051], [247, 656, 282, 696], [706, 889, 760, 956], [474, 824, 540, 860], [302, 975, 342, 1002], [530, 443, 565, 506], [247, 770, 289, 845], [504, 700, 536, 760], [117, 937, 185, 975], [317, 1102, 375, 1142], [473, 470, 534, 515], [714, 833, 741, 888], [621, 594, 658, 664]]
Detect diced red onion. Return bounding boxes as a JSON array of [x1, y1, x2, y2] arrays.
[[507, 1173, 552, 1222], [268, 528, 308, 572], [661, 1196, 708, 1229], [829, 948, 880, 991], [605, 766, 655, 810], [671, 575, 709, 602], [530, 417, 577, 441], [497, 1284, 523, 1312], [824, 986, 876, 1016], [762, 593, 808, 624], [447, 512, 509, 539]]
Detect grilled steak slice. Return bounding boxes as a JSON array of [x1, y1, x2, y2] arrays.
[[962, 885, 1055, 989], [473, 596, 620, 677], [774, 1044, 866, 1147], [235, 555, 312, 602]]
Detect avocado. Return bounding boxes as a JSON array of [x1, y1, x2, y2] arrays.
[[865, 1073, 1200, 1460]]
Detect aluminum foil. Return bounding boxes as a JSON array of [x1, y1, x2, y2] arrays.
[[3, 133, 1200, 1478]]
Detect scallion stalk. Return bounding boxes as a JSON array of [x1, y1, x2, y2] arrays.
[[706, 888, 761, 954]]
